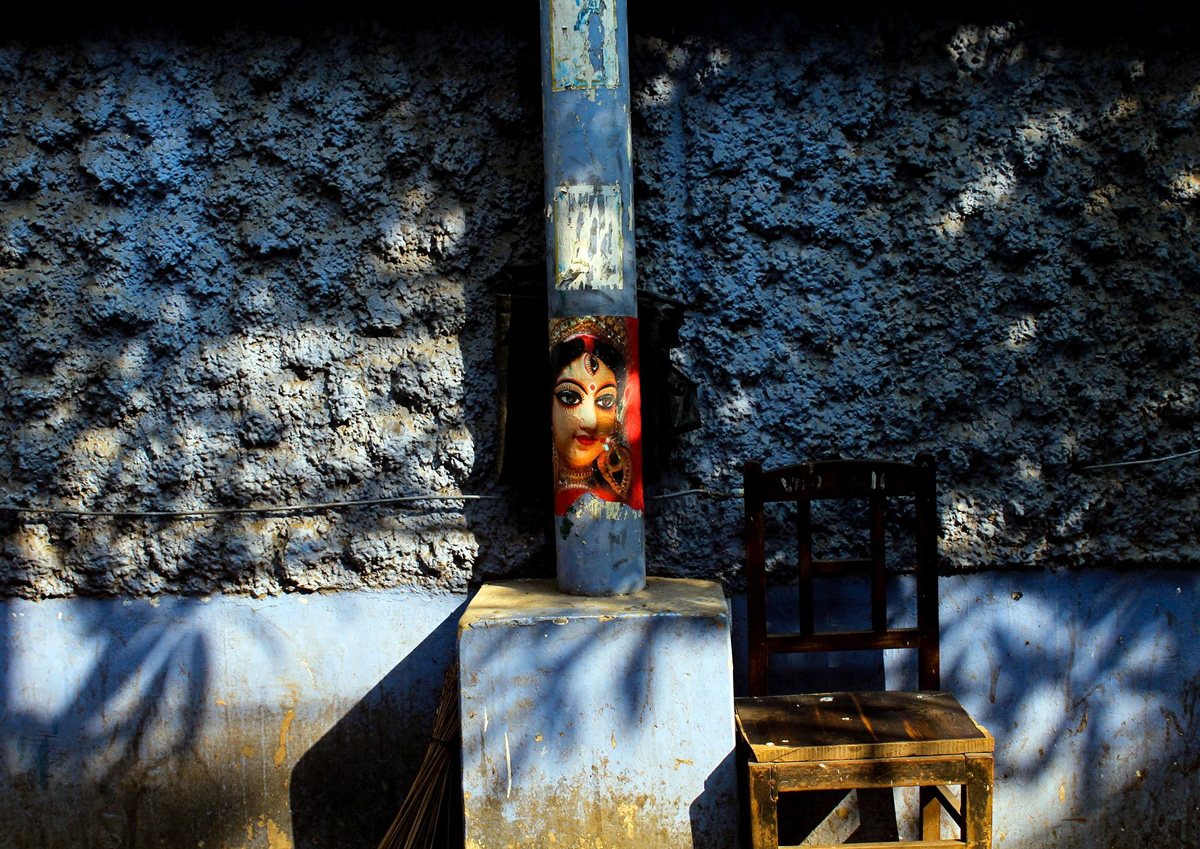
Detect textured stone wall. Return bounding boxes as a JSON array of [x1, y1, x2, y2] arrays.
[[1, 8, 1198, 598], [633, 11, 1200, 582], [0, 20, 546, 597]]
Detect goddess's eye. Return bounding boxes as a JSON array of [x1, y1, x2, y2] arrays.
[[595, 393, 617, 411], [555, 388, 583, 407]]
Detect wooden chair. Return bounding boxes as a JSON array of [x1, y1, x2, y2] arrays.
[[736, 454, 993, 849]]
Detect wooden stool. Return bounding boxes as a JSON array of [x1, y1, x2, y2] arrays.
[[736, 456, 994, 848]]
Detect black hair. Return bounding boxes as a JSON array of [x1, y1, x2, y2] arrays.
[[550, 337, 626, 386]]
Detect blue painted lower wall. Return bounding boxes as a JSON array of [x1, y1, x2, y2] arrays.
[[732, 568, 1200, 848], [0, 590, 467, 849], [1, 568, 1197, 848]]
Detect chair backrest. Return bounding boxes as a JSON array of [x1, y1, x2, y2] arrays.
[[743, 453, 940, 697]]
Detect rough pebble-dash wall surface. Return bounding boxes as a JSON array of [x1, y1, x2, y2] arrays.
[[0, 22, 546, 597], [632, 11, 1200, 584], [2, 8, 1199, 599]]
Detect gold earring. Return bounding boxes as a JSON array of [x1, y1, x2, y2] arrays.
[[597, 444, 633, 498]]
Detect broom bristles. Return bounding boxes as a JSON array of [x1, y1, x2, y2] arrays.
[[377, 661, 460, 849]]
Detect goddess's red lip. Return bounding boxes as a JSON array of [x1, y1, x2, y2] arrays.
[[574, 436, 597, 446]]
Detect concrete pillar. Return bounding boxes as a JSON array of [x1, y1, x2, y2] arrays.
[[458, 579, 737, 848], [541, 0, 645, 595]]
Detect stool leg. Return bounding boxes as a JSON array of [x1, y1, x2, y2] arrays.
[[963, 753, 994, 849], [919, 784, 942, 840], [747, 763, 779, 849]]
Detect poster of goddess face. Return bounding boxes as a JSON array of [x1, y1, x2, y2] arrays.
[[550, 315, 643, 516]]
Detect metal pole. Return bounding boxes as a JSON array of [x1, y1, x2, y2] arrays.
[[540, 0, 645, 595]]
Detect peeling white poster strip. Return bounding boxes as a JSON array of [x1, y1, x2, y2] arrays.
[[554, 184, 623, 291], [550, 0, 618, 91]]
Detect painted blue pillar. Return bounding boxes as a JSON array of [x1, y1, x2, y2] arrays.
[[541, 0, 645, 595]]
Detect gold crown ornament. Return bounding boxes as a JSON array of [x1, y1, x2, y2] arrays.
[[549, 315, 629, 355]]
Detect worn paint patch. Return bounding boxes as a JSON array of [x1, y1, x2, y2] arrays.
[[273, 708, 296, 767], [550, 0, 618, 90], [265, 818, 293, 849], [466, 784, 678, 849], [238, 816, 294, 849], [554, 184, 623, 291]]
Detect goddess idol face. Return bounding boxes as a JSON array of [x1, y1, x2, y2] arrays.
[[552, 351, 619, 472]]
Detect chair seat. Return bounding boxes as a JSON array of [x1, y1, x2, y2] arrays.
[[736, 691, 993, 764]]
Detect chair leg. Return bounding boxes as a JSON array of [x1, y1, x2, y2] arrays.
[[919, 785, 941, 840], [963, 753, 994, 849], [747, 763, 779, 849]]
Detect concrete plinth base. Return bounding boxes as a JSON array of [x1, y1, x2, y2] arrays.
[[458, 578, 736, 849]]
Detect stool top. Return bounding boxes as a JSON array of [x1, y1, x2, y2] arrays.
[[459, 577, 729, 631], [736, 690, 993, 763]]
